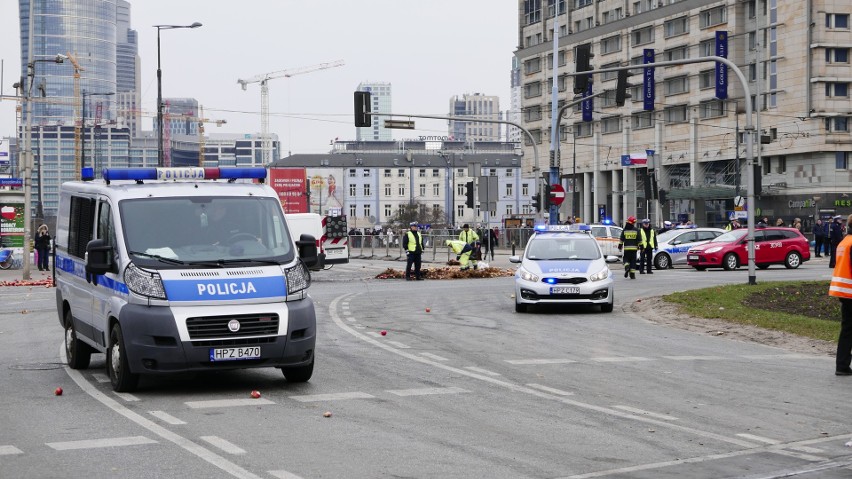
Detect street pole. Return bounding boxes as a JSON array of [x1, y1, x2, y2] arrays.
[[22, 0, 35, 280], [548, 15, 560, 225]]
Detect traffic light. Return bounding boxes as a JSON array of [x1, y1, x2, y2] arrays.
[[532, 193, 541, 212], [615, 70, 631, 106], [354, 91, 371, 127], [573, 44, 593, 94], [464, 181, 474, 208], [658, 189, 667, 203], [543, 183, 552, 210]]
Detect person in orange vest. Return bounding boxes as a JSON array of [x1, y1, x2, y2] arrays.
[[829, 213, 852, 376]]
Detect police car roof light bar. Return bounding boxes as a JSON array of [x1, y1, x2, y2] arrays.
[[101, 167, 267, 183]]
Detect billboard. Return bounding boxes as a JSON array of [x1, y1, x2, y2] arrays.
[[0, 139, 9, 166], [268, 168, 308, 213], [0, 202, 24, 248]]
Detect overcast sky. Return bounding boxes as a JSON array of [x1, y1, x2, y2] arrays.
[[0, 0, 518, 155]]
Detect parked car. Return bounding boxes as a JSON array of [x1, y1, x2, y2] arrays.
[[653, 227, 726, 269], [510, 225, 614, 313], [686, 227, 811, 270], [590, 223, 623, 261]]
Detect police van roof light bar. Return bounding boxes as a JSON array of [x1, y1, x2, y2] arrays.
[[102, 167, 267, 184]]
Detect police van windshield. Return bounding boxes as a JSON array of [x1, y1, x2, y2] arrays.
[[120, 196, 295, 267], [526, 237, 601, 261]]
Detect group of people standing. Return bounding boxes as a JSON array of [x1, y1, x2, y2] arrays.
[[617, 216, 658, 279], [813, 215, 847, 268]]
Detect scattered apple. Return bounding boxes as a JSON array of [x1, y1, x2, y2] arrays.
[[323, 411, 332, 418], [380, 330, 387, 336], [425, 308, 431, 313], [250, 390, 261, 399], [54, 387, 63, 396]]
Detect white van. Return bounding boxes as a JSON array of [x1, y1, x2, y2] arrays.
[[284, 213, 350, 271], [55, 167, 319, 392]]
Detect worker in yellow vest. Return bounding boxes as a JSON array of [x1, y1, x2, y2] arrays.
[[829, 213, 852, 376]]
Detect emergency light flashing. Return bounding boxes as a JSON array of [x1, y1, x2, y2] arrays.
[[101, 167, 267, 182], [536, 224, 592, 233]]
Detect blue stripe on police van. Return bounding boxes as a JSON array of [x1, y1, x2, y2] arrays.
[[55, 255, 129, 295], [162, 275, 286, 302]]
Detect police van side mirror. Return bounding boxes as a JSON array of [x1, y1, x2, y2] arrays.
[[85, 239, 115, 275], [296, 234, 319, 268]]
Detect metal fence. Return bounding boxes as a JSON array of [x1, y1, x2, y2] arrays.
[[347, 228, 538, 262]]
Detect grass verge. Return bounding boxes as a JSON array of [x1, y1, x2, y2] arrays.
[[663, 280, 839, 343]]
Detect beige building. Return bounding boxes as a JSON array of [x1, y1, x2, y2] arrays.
[[449, 93, 502, 142], [517, 0, 851, 229]]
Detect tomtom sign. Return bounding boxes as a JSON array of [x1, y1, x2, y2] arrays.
[[269, 168, 308, 213]]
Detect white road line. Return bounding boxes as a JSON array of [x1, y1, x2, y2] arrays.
[[366, 331, 381, 337], [200, 436, 246, 455], [59, 344, 271, 479], [0, 445, 23, 455], [345, 317, 356, 322], [46, 436, 157, 451], [354, 324, 366, 329], [386, 387, 469, 397], [789, 445, 824, 454], [771, 449, 825, 462], [91, 372, 110, 383], [268, 470, 305, 479], [590, 356, 654, 363], [185, 398, 275, 409], [419, 352, 449, 361], [288, 392, 374, 402], [736, 433, 781, 444], [662, 356, 726, 361], [149, 410, 186, 425], [740, 353, 824, 360], [613, 405, 678, 421], [506, 359, 576, 365], [386, 341, 410, 349], [113, 392, 140, 402], [464, 366, 501, 376], [525, 384, 574, 396]]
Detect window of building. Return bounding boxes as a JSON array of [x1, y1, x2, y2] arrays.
[[506, 169, 513, 177], [525, 105, 543, 122], [664, 16, 689, 38], [837, 151, 850, 169], [629, 85, 643, 103], [363, 168, 370, 177], [699, 38, 715, 57], [776, 155, 786, 174], [749, 63, 757, 81], [384, 184, 391, 196], [601, 90, 617, 107], [418, 169, 426, 177], [525, 57, 542, 75], [602, 8, 623, 24], [524, 0, 542, 25], [601, 116, 622, 134], [699, 69, 715, 89], [506, 205, 514, 216], [524, 81, 542, 98], [398, 185, 406, 196], [826, 82, 850, 97], [522, 183, 529, 196], [601, 35, 621, 54], [433, 184, 440, 196], [826, 13, 850, 29], [827, 117, 850, 133], [633, 0, 652, 15], [363, 204, 371, 218], [525, 129, 543, 145], [827, 48, 850, 64], [575, 123, 593, 137], [665, 76, 689, 95], [506, 184, 513, 197], [699, 100, 725, 118], [418, 184, 425, 196], [457, 183, 465, 196], [349, 168, 356, 178], [574, 0, 591, 7], [457, 205, 464, 218], [700, 6, 727, 28], [664, 104, 688, 123], [383, 169, 391, 177], [631, 26, 654, 46], [384, 204, 391, 217], [632, 111, 654, 129], [432, 169, 440, 177], [598, 62, 618, 82], [664, 45, 689, 62], [363, 184, 371, 196], [348, 184, 356, 197], [350, 204, 357, 217]]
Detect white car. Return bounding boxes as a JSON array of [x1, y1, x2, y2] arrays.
[[510, 225, 615, 313], [652, 227, 726, 269], [590, 223, 623, 261]]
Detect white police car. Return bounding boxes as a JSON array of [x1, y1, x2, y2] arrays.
[[652, 227, 725, 269], [510, 224, 614, 313]]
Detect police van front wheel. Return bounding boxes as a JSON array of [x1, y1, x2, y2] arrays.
[[107, 323, 139, 392], [64, 309, 92, 369], [282, 357, 314, 383]]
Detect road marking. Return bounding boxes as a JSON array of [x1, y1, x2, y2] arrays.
[[613, 405, 678, 421], [149, 410, 186, 425], [662, 356, 726, 361], [113, 392, 140, 402], [288, 392, 374, 402], [506, 358, 576, 365], [590, 356, 654, 363], [46, 436, 157, 451], [366, 331, 381, 337], [771, 449, 825, 462], [736, 433, 780, 444], [91, 372, 110, 383], [464, 366, 501, 376], [346, 317, 356, 322], [269, 470, 305, 479], [185, 398, 275, 409], [526, 384, 574, 396], [419, 352, 449, 361], [740, 353, 824, 360], [200, 436, 246, 455], [0, 445, 23, 455], [789, 445, 824, 454], [354, 324, 366, 329], [386, 387, 469, 397], [386, 341, 410, 349], [59, 344, 271, 479]]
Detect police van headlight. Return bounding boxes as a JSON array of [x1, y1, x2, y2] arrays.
[[284, 261, 311, 295], [589, 267, 610, 282], [124, 263, 167, 300]]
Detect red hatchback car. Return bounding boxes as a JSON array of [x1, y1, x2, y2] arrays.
[[686, 227, 811, 270]]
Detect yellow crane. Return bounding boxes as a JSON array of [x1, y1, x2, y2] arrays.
[[237, 60, 344, 164], [64, 52, 85, 180], [195, 105, 227, 167]]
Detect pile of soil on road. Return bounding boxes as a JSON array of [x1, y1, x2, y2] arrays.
[[741, 281, 839, 322], [375, 266, 514, 280]]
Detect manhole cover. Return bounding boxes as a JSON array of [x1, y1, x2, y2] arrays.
[[8, 362, 65, 371]]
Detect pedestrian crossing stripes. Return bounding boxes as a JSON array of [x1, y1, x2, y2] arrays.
[[185, 398, 275, 409], [386, 387, 469, 397], [46, 436, 157, 451], [0, 445, 23, 455]]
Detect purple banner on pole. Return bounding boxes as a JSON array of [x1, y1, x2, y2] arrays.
[[715, 31, 728, 100], [582, 77, 593, 122], [643, 49, 655, 111]]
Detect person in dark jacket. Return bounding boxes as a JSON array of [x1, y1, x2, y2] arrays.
[[823, 219, 832, 256], [35, 224, 51, 271], [402, 222, 424, 280], [829, 215, 844, 268], [618, 216, 640, 279], [637, 218, 657, 274], [813, 219, 826, 258]]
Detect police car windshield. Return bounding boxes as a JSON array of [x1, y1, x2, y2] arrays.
[[121, 196, 295, 267], [526, 237, 601, 261]]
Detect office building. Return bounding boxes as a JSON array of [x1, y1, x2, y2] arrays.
[[516, 0, 852, 228], [356, 82, 392, 141], [448, 93, 502, 142]]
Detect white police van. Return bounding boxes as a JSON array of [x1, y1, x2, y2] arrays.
[[55, 167, 319, 392]]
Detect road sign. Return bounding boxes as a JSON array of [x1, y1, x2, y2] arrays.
[[384, 120, 415, 129], [549, 184, 565, 206]]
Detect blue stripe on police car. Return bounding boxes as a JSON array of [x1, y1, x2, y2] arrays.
[[162, 275, 286, 301]]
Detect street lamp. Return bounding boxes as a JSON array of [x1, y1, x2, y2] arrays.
[[81, 90, 114, 172], [154, 22, 202, 167]]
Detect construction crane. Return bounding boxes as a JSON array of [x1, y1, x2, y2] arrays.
[[63, 52, 85, 180], [152, 105, 226, 167], [237, 59, 344, 164], [196, 105, 227, 167]]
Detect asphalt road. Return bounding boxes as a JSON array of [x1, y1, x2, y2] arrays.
[[1, 256, 850, 478]]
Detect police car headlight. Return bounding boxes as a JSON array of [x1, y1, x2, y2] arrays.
[[518, 267, 539, 283], [285, 261, 311, 294], [124, 263, 166, 300], [705, 246, 722, 254], [589, 267, 609, 282]]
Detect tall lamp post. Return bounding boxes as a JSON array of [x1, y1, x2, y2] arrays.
[[81, 90, 114, 173], [154, 22, 202, 167]]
